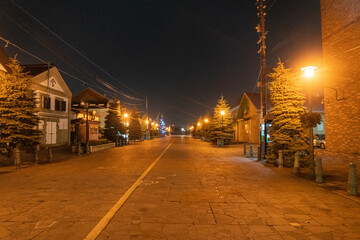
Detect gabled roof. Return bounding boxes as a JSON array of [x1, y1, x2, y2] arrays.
[[230, 95, 243, 109], [244, 92, 272, 111], [21, 63, 56, 77], [0, 46, 10, 73], [72, 87, 110, 104], [245, 92, 261, 110]]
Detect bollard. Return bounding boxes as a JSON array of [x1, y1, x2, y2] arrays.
[[257, 146, 261, 161], [47, 146, 53, 162], [14, 147, 21, 169], [244, 144, 247, 157], [348, 163, 358, 195], [278, 150, 283, 168], [33, 144, 40, 164], [250, 145, 254, 157], [294, 152, 300, 174], [315, 157, 324, 183]]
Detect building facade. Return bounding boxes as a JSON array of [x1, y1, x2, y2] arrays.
[[71, 88, 110, 143], [321, 0, 360, 156], [23, 64, 72, 146]]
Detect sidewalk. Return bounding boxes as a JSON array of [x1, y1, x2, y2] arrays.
[[0, 146, 78, 175], [230, 143, 360, 194]]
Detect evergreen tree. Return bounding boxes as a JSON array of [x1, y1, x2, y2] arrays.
[[209, 96, 234, 142], [104, 99, 124, 141], [128, 108, 142, 140], [0, 58, 41, 155], [140, 114, 148, 139], [268, 61, 308, 166]]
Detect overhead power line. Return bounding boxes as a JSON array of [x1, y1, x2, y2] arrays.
[[0, 36, 116, 98], [11, 0, 144, 99], [2, 11, 142, 101]]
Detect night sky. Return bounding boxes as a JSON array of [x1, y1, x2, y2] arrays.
[[0, 0, 322, 128]]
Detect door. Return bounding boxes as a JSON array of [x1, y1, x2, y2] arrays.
[[46, 121, 57, 144]]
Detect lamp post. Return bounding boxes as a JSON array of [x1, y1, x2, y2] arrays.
[[204, 118, 209, 140], [80, 101, 90, 153], [124, 113, 128, 144], [301, 66, 317, 177], [220, 110, 225, 147], [145, 119, 149, 140]]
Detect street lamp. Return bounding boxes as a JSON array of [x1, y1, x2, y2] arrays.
[[145, 119, 150, 140], [124, 113, 129, 144], [204, 118, 209, 123], [302, 66, 317, 176], [301, 66, 317, 78], [220, 110, 225, 147], [80, 101, 90, 153]]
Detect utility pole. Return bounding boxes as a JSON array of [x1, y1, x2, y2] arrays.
[[256, 0, 268, 159], [145, 96, 150, 140]]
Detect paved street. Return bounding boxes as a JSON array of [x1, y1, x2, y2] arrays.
[[1, 136, 360, 239]]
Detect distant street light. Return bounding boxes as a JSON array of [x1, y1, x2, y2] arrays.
[[124, 113, 129, 143], [302, 66, 317, 176], [204, 118, 209, 123], [197, 122, 201, 126], [220, 110, 225, 147]]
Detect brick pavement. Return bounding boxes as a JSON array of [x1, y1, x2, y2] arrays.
[[0, 137, 359, 239], [99, 137, 360, 239]]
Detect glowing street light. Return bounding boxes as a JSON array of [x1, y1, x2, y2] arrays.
[[197, 122, 201, 126], [301, 66, 317, 78], [124, 113, 128, 118], [204, 118, 209, 123], [220, 110, 225, 147], [301, 65, 317, 177]]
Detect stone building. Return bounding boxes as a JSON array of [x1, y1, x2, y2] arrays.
[[321, 0, 360, 156]]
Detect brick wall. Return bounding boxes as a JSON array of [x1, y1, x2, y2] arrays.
[[321, 0, 360, 156]]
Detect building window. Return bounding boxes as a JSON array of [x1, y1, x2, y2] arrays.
[[61, 101, 66, 112], [91, 127, 98, 135], [43, 95, 51, 109], [55, 99, 60, 111]]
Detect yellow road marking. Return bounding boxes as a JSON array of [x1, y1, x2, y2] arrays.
[[84, 143, 172, 240]]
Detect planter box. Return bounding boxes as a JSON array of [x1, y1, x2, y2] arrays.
[[89, 142, 115, 153]]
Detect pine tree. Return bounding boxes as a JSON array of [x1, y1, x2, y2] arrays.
[[140, 114, 148, 139], [0, 58, 41, 155], [104, 99, 124, 141], [128, 108, 142, 140], [268, 61, 308, 166], [209, 96, 234, 143]]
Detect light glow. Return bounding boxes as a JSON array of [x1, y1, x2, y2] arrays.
[[220, 110, 225, 116], [301, 66, 317, 78]]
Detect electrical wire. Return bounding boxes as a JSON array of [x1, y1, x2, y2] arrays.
[[0, 35, 118, 99], [11, 0, 145, 99], [2, 12, 142, 101]]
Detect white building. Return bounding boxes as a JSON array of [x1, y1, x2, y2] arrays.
[[23, 64, 72, 146]]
